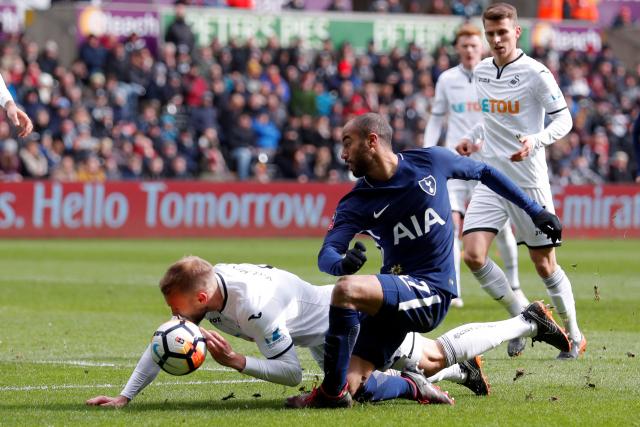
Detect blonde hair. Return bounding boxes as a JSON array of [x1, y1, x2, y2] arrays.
[[159, 255, 214, 296], [482, 2, 518, 24]]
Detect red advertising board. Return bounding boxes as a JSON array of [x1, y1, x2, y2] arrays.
[[553, 184, 640, 238], [0, 182, 638, 238], [0, 181, 352, 238]]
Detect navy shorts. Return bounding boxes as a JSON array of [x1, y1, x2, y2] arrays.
[[352, 274, 452, 369]]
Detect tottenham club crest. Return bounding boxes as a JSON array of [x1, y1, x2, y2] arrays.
[[419, 176, 437, 196]]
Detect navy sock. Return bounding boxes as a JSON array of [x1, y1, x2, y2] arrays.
[[355, 371, 414, 402], [322, 306, 360, 395]]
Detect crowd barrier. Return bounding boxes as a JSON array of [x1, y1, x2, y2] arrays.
[[0, 182, 638, 238]]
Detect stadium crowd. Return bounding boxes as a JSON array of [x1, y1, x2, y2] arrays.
[[0, 8, 638, 184]]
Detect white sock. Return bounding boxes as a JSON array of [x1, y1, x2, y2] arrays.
[[473, 259, 527, 317], [437, 316, 535, 366], [495, 225, 521, 292], [543, 267, 581, 342], [427, 363, 465, 384]]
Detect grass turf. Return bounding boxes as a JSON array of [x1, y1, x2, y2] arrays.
[[0, 238, 638, 426]]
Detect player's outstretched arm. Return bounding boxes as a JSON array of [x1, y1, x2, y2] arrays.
[[201, 328, 303, 386], [86, 345, 160, 408], [437, 147, 561, 241], [477, 163, 562, 242]]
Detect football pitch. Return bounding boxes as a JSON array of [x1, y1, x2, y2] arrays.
[[1, 238, 638, 426]]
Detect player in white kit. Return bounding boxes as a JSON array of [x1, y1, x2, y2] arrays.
[[86, 257, 489, 408], [423, 24, 521, 309], [458, 3, 585, 359]]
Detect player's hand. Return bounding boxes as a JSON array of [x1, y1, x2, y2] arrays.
[[635, 175, 640, 184], [455, 139, 475, 156], [85, 395, 130, 408], [510, 136, 534, 162], [341, 241, 367, 274], [532, 209, 562, 243], [200, 328, 246, 371], [5, 102, 33, 138]]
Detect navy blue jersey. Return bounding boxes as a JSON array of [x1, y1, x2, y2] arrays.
[[319, 147, 544, 295]]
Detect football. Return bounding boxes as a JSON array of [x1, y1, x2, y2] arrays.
[[151, 318, 207, 376]]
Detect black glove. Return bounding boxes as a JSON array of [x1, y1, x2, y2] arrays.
[[341, 241, 367, 274], [532, 209, 562, 243]]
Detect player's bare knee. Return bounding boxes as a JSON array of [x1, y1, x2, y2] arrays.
[[534, 259, 556, 278], [529, 249, 557, 278], [463, 249, 485, 271], [331, 276, 358, 307], [419, 340, 447, 376]]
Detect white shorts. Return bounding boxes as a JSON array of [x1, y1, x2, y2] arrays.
[[385, 332, 426, 372], [448, 179, 477, 215], [308, 332, 426, 373], [462, 183, 560, 248]]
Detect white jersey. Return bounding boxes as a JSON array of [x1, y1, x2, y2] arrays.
[[474, 50, 568, 188], [205, 263, 333, 359], [426, 64, 484, 152]]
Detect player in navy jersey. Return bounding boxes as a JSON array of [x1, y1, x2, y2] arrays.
[[286, 113, 567, 409]]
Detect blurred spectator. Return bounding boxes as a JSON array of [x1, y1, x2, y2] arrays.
[[0, 139, 22, 182], [198, 127, 229, 180], [284, 0, 305, 10], [170, 155, 192, 179], [451, 0, 483, 17], [79, 35, 107, 75], [327, 0, 351, 11], [608, 151, 633, 182], [38, 41, 59, 75], [19, 137, 48, 178], [633, 112, 640, 183], [612, 6, 634, 28], [227, 113, 256, 180], [76, 154, 106, 182], [569, 155, 604, 185], [567, 0, 599, 21], [165, 2, 196, 53], [252, 111, 281, 156], [427, 0, 452, 15], [51, 155, 78, 182]]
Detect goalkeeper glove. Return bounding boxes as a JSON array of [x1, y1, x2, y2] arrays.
[[341, 241, 367, 274], [532, 209, 562, 243]]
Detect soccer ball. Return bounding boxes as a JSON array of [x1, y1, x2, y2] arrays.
[[151, 318, 207, 376]]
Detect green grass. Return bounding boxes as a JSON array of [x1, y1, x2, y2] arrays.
[[0, 238, 639, 426]]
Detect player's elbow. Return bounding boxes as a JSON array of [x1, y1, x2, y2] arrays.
[[278, 366, 303, 387]]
